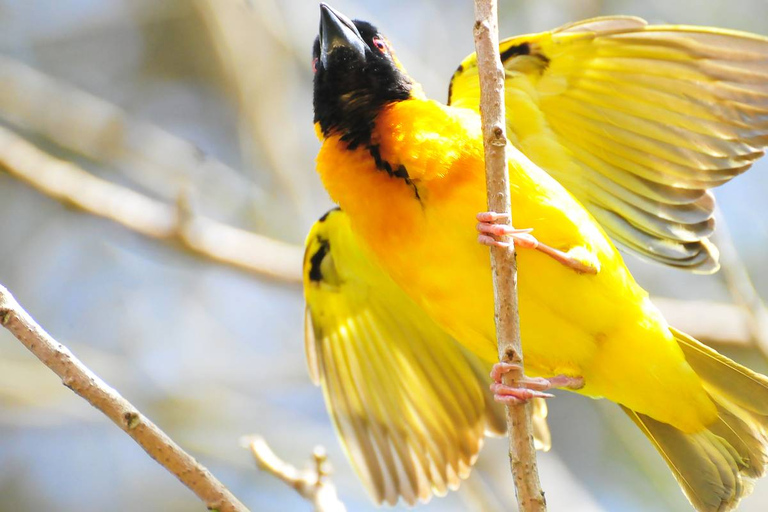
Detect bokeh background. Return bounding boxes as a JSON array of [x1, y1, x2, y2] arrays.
[[1, 0, 767, 510]]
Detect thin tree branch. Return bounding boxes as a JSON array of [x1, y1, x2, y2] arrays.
[[0, 125, 303, 283], [244, 436, 346, 512], [0, 54, 263, 212], [473, 1, 546, 511], [0, 284, 249, 512]]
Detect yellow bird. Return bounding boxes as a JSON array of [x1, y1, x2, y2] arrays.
[[309, 4, 768, 511]]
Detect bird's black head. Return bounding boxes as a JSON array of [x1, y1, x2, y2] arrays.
[[313, 3, 414, 149]]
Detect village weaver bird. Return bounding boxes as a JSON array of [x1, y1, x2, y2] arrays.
[[305, 4, 768, 511]]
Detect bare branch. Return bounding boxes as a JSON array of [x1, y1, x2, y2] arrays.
[[0, 125, 303, 283], [473, 0, 546, 510], [245, 436, 346, 512], [0, 54, 263, 212], [0, 284, 249, 512]]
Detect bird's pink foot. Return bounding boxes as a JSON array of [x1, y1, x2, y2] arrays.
[[476, 212, 538, 249], [490, 362, 585, 405], [476, 211, 598, 275]]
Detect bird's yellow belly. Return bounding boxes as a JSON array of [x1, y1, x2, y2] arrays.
[[362, 180, 714, 432], [318, 131, 714, 432], [390, 219, 606, 383]]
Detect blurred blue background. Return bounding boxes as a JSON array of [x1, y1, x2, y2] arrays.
[[1, 0, 767, 510]]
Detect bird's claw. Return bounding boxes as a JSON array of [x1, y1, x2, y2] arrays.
[[476, 211, 598, 275], [476, 211, 538, 249], [490, 362, 584, 405], [477, 212, 510, 223]]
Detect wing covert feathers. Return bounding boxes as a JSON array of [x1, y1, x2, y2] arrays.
[[449, 16, 768, 272]]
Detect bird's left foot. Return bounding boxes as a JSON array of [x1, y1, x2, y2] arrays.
[[476, 212, 598, 275], [490, 362, 585, 405]]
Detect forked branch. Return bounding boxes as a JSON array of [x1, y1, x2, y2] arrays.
[[245, 436, 346, 512]]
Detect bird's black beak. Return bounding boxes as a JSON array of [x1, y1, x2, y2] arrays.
[[319, 3, 367, 68]]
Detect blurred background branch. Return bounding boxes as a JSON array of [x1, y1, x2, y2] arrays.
[[713, 209, 768, 358], [193, 0, 316, 225], [0, 54, 264, 220], [655, 298, 756, 348], [0, 125, 302, 283], [245, 436, 346, 512]]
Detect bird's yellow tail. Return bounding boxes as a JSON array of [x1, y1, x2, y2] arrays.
[[623, 328, 768, 512]]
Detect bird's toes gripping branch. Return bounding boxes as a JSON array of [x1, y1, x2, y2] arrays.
[[476, 211, 538, 249], [476, 211, 598, 275], [490, 362, 585, 405]]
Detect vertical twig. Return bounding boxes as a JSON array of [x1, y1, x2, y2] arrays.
[[472, 1, 547, 511]]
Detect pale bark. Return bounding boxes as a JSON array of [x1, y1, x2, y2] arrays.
[[245, 437, 346, 512], [0, 284, 249, 512], [472, 0, 547, 510]]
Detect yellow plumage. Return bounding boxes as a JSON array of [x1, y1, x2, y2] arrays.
[[310, 8, 768, 511], [319, 97, 717, 432], [303, 208, 550, 505], [449, 17, 768, 271]]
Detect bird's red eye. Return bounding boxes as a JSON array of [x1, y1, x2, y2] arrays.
[[372, 36, 387, 53], [312, 57, 319, 73]]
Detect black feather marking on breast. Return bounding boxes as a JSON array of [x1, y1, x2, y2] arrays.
[[309, 237, 330, 282], [368, 144, 421, 201]]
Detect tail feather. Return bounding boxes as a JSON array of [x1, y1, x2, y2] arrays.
[[674, 328, 768, 416], [623, 328, 768, 512]]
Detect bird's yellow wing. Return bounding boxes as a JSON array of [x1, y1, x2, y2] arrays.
[[304, 209, 550, 505], [449, 16, 768, 272]]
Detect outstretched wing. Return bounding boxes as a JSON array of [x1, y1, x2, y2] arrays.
[[303, 208, 550, 506], [449, 17, 768, 272]]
